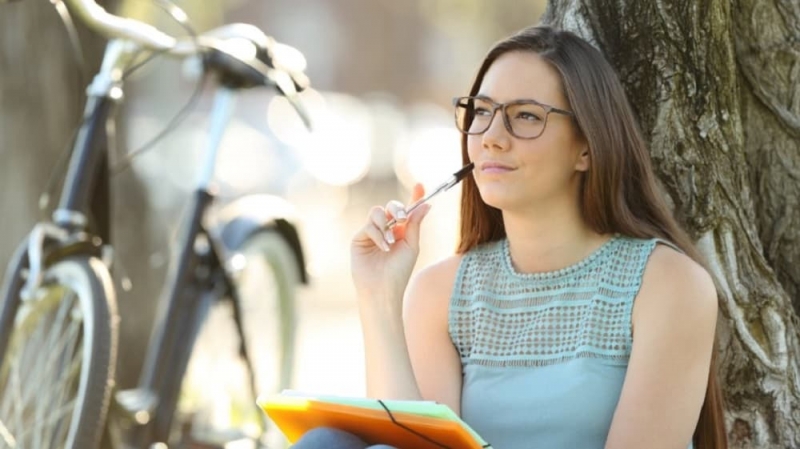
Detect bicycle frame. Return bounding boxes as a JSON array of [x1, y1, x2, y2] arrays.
[[123, 87, 242, 446], [54, 40, 135, 238], [1, 1, 314, 446], [43, 37, 299, 447]]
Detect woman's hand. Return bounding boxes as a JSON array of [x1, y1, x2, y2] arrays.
[[350, 183, 432, 309], [351, 183, 434, 401]]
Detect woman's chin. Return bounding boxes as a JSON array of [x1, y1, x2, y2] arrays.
[[478, 191, 518, 211]]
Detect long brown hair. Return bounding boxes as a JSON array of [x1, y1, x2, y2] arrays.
[[456, 25, 727, 448]]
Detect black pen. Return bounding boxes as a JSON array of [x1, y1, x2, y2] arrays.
[[384, 162, 475, 230]]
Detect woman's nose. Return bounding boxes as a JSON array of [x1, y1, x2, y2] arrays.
[[481, 110, 511, 151]]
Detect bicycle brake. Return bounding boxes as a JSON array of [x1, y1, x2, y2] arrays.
[[20, 223, 69, 301]]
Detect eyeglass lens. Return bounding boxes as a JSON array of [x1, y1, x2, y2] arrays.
[[455, 97, 548, 139]]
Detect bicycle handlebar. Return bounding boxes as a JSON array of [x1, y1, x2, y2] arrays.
[[63, 0, 309, 76], [59, 0, 311, 128], [63, 0, 187, 53]]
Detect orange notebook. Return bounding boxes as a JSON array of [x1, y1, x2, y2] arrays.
[[258, 392, 490, 449]]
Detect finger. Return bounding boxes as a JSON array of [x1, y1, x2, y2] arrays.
[[385, 200, 407, 225], [402, 203, 432, 247], [368, 206, 396, 248], [409, 183, 425, 204], [354, 221, 391, 252], [368, 206, 389, 230], [393, 183, 427, 241], [365, 223, 392, 252]]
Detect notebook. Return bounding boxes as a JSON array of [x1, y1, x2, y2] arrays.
[[258, 390, 491, 449]]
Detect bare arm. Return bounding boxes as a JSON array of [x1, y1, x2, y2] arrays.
[[605, 245, 719, 449], [358, 288, 423, 400], [403, 257, 464, 415], [357, 257, 463, 413], [351, 184, 461, 409]]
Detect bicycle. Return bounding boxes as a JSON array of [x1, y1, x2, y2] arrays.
[[0, 0, 313, 448]]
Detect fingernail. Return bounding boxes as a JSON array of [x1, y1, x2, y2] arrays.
[[384, 230, 395, 245], [397, 209, 407, 220]]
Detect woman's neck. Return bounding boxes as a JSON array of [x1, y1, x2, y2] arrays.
[[501, 200, 611, 274]]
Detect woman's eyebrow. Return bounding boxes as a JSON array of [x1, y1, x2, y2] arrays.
[[474, 94, 545, 104]]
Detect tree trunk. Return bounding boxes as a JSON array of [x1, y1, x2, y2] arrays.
[[542, 1, 800, 447], [0, 0, 104, 258]]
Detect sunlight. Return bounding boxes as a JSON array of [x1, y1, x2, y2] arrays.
[[394, 125, 462, 190], [268, 90, 371, 186]]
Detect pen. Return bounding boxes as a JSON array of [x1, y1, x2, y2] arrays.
[[384, 162, 475, 230]]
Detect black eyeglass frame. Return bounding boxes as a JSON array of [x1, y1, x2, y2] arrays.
[[453, 96, 575, 140]]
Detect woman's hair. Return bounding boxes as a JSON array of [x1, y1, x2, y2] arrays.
[[457, 25, 727, 448]]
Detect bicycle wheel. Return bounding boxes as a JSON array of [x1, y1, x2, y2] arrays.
[[0, 255, 118, 449], [175, 230, 300, 448]]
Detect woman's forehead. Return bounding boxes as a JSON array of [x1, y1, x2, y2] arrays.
[[478, 51, 567, 108]]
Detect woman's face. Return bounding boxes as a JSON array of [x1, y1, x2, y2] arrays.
[[467, 51, 588, 213]]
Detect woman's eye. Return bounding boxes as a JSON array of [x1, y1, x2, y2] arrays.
[[515, 111, 541, 121], [474, 107, 492, 116]]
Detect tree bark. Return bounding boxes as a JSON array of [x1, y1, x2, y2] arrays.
[[542, 1, 800, 448], [0, 0, 105, 259]]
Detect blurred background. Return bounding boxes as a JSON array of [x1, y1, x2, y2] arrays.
[[0, 0, 546, 420]]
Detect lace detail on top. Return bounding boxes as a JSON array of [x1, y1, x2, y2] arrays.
[[449, 235, 660, 369]]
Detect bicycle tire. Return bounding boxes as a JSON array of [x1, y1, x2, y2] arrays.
[[0, 255, 118, 449], [0, 240, 30, 365], [173, 229, 300, 447]]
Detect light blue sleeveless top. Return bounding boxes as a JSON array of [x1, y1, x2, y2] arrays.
[[449, 235, 694, 449]]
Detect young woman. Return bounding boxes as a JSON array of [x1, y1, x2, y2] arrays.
[[295, 25, 726, 449]]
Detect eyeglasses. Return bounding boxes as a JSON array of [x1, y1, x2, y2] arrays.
[[453, 96, 574, 139]]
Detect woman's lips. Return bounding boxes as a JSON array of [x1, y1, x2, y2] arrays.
[[480, 162, 515, 173]]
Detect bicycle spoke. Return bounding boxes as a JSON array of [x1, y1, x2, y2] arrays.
[[38, 290, 75, 379], [40, 398, 78, 438], [0, 286, 84, 449], [37, 294, 82, 448], [42, 311, 82, 448], [0, 255, 114, 449], [32, 293, 66, 449], [17, 397, 76, 445], [11, 357, 25, 449], [48, 336, 83, 447], [49, 376, 78, 447], [18, 294, 74, 407], [0, 418, 16, 448]]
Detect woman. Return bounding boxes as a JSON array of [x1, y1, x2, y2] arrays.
[[295, 25, 726, 449]]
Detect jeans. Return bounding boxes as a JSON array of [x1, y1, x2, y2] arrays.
[[290, 427, 399, 449]]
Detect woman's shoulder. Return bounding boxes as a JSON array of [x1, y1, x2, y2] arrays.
[[645, 243, 714, 290], [408, 254, 464, 297], [403, 254, 464, 321], [633, 243, 718, 331]]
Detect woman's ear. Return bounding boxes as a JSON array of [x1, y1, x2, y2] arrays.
[[575, 144, 590, 172]]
